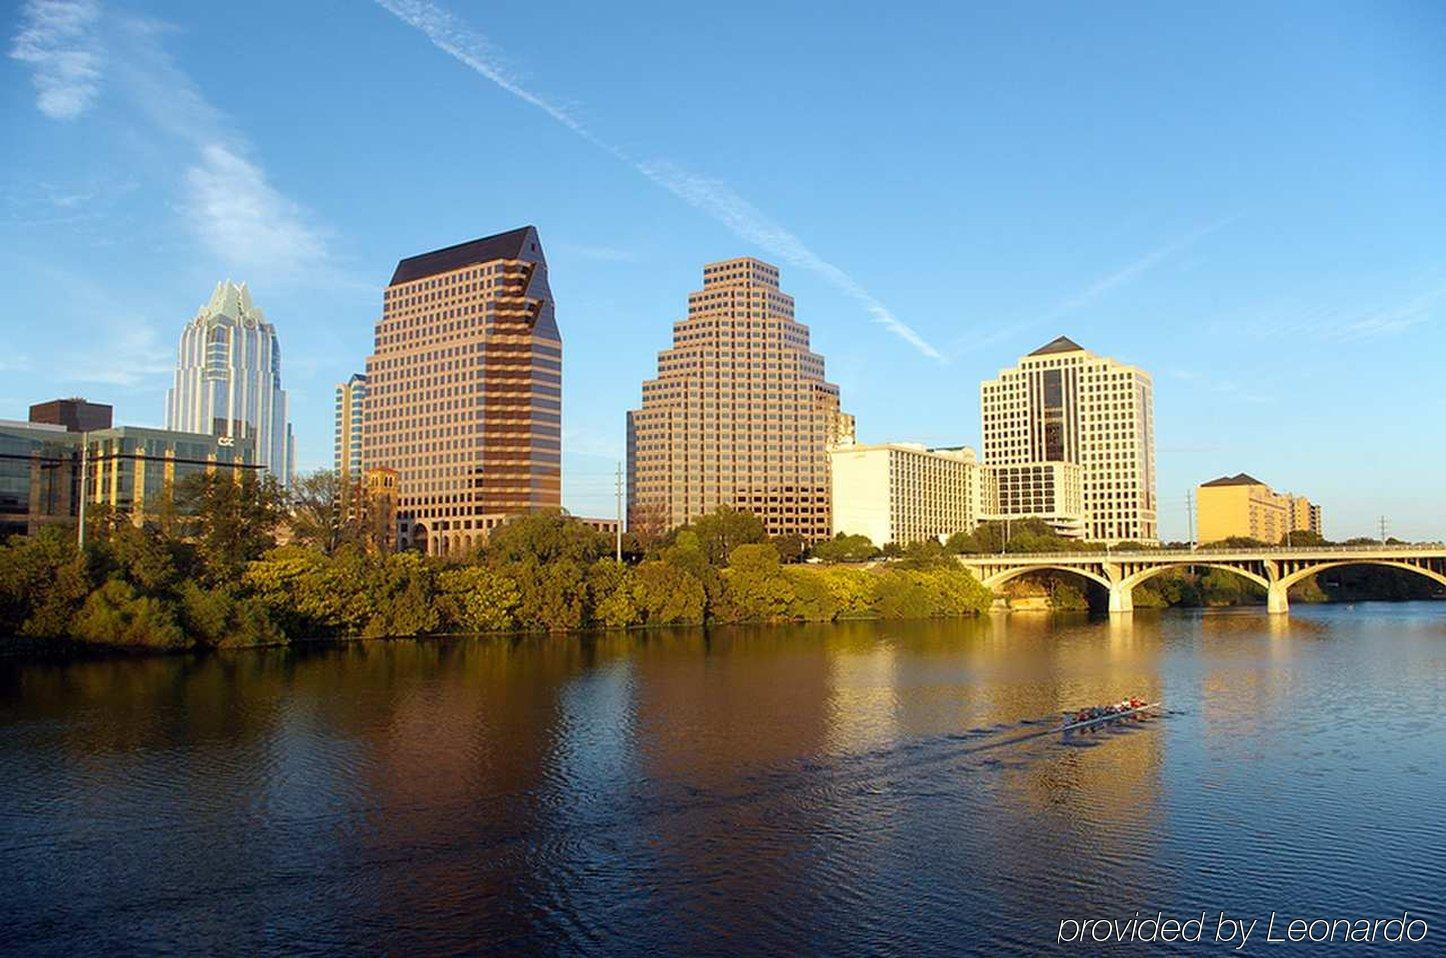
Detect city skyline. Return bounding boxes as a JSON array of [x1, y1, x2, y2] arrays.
[[5, 1, 1445, 540]]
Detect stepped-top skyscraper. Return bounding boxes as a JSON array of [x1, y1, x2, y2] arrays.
[[627, 257, 853, 541], [165, 280, 293, 485], [980, 336, 1156, 543], [364, 226, 561, 555]]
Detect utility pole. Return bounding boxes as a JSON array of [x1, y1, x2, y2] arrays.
[[1186, 488, 1195, 551], [76, 432, 89, 550], [1378, 515, 1388, 546], [615, 462, 623, 563]]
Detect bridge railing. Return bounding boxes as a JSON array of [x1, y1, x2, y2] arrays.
[[954, 544, 1445, 562]]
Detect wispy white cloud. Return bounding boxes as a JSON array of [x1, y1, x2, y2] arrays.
[[64, 321, 174, 388], [1210, 275, 1446, 344], [184, 143, 328, 272], [1039, 216, 1239, 324], [373, 0, 943, 361], [105, 18, 331, 277], [9, 0, 102, 120], [948, 216, 1239, 358], [1321, 284, 1446, 343], [11, 7, 333, 278]]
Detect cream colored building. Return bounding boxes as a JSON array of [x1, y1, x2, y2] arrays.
[[829, 442, 982, 547], [627, 257, 852, 541], [980, 336, 1157, 543], [1196, 473, 1322, 544], [981, 461, 1086, 539]]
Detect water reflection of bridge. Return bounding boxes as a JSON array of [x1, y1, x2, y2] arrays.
[[956, 546, 1446, 615]]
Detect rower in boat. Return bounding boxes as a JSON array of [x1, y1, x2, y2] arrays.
[[1060, 698, 1159, 735]]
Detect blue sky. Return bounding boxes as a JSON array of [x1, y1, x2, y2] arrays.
[[4, 0, 1443, 540]]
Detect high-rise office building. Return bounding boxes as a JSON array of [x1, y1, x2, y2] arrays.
[[980, 336, 1157, 543], [165, 280, 294, 486], [627, 257, 852, 541], [364, 226, 562, 555], [829, 442, 982, 547], [334, 373, 366, 484], [1196, 473, 1322, 544]]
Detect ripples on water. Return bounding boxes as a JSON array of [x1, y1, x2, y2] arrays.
[[1, 605, 1444, 956]]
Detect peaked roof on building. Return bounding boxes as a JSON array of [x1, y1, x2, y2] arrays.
[[1201, 472, 1267, 487], [390, 226, 539, 286], [1028, 335, 1085, 356], [192, 279, 266, 328]]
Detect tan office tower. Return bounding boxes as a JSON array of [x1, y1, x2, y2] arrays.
[[627, 257, 852, 541], [364, 226, 561, 555], [980, 336, 1157, 543]]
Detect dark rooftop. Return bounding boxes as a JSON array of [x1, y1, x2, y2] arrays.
[[389, 226, 539, 286], [1200, 473, 1267, 487], [1028, 335, 1085, 356]]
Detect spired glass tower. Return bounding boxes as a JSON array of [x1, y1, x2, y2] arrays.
[[165, 280, 294, 487]]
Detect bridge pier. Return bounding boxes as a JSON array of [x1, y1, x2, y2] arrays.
[[1267, 581, 1289, 615], [1108, 581, 1133, 615]]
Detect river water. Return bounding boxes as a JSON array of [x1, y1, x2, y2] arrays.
[[2, 605, 1443, 956]]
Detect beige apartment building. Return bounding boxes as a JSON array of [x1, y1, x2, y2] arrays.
[[829, 442, 982, 547], [364, 226, 562, 556], [1196, 473, 1322, 544], [627, 257, 852, 541], [980, 336, 1157, 543]]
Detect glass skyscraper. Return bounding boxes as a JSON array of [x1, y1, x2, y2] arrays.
[[165, 280, 293, 486]]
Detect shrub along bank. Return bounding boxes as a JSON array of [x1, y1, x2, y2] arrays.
[[0, 498, 993, 651]]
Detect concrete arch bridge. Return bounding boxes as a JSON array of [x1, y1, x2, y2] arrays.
[[955, 546, 1446, 615]]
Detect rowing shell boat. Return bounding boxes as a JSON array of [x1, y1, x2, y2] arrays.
[[1059, 702, 1162, 735]]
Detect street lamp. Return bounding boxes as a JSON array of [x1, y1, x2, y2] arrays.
[[76, 431, 89, 550]]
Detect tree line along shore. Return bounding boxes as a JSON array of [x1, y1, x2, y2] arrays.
[[0, 472, 1434, 652]]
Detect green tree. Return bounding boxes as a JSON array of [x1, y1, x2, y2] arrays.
[[175, 472, 286, 581], [681, 506, 767, 565], [485, 510, 609, 566], [770, 532, 808, 564], [72, 578, 186, 648], [810, 533, 878, 563], [513, 558, 589, 631], [633, 560, 707, 625], [721, 543, 796, 622], [897, 539, 951, 570], [587, 559, 639, 629], [288, 469, 354, 555], [438, 565, 521, 633]]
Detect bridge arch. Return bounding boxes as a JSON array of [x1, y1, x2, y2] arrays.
[[1277, 560, 1446, 592], [983, 565, 1112, 593], [1121, 562, 1271, 594]]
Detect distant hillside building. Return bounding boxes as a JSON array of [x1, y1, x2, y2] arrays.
[[627, 257, 853, 542], [364, 226, 562, 555], [980, 336, 1157, 544], [165, 281, 294, 487], [829, 442, 982, 547], [1196, 473, 1322, 544]]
